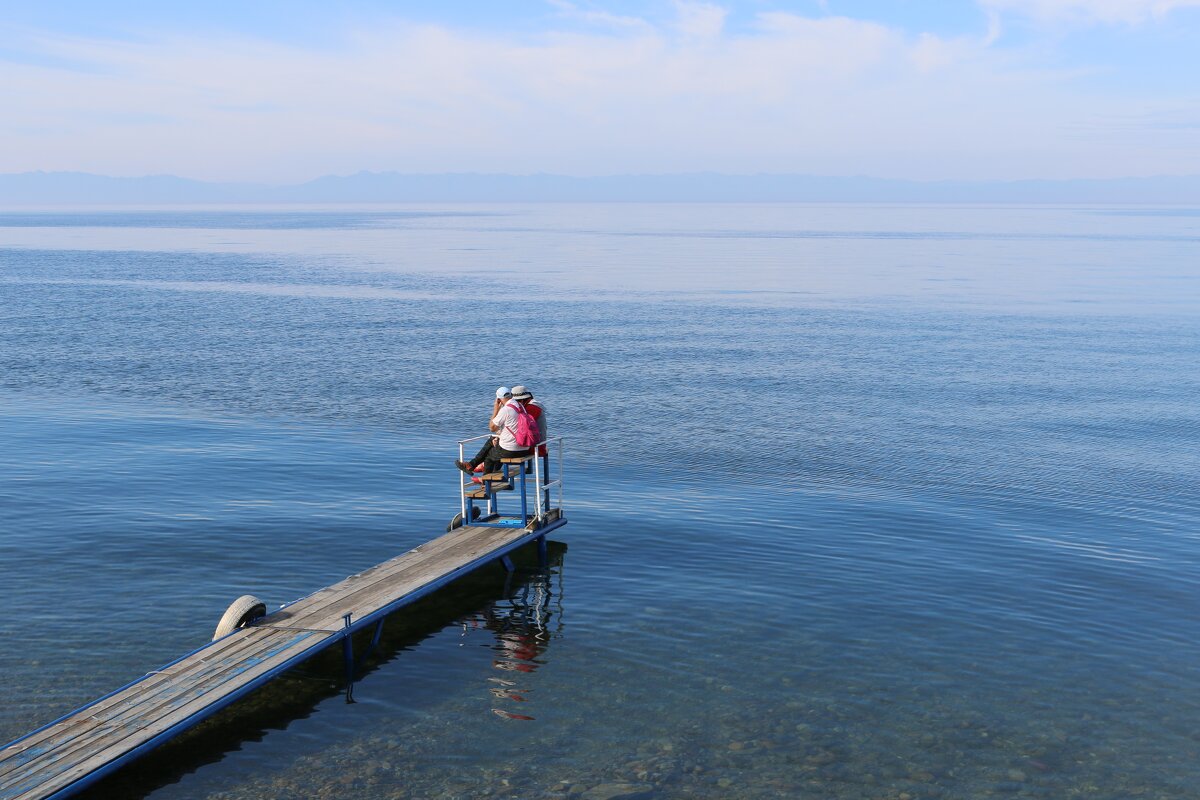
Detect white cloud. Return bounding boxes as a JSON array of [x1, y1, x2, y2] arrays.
[[673, 1, 728, 39], [545, 0, 654, 32], [0, 8, 1195, 181], [981, 0, 1200, 24]]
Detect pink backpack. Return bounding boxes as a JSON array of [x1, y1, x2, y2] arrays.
[[513, 403, 540, 449]]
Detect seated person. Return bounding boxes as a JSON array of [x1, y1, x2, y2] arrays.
[[457, 385, 535, 475], [463, 387, 510, 473], [525, 391, 548, 456]]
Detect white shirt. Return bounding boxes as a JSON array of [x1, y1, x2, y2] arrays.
[[491, 401, 521, 451]]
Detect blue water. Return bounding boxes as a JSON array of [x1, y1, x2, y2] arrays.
[[1, 204, 1199, 799]]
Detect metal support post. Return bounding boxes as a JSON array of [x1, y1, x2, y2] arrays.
[[458, 441, 467, 525], [518, 464, 528, 523], [342, 613, 356, 704], [357, 618, 385, 671]]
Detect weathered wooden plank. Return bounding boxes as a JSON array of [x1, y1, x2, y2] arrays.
[[22, 630, 299, 771], [1, 630, 328, 796], [1, 526, 496, 780], [274, 526, 522, 632], [6, 629, 331, 800], [0, 627, 279, 776], [298, 529, 532, 630], [465, 482, 512, 498], [244, 539, 474, 633], [4, 631, 326, 796], [261, 525, 518, 632], [261, 523, 492, 618], [297, 551, 504, 631], [0, 520, 558, 800]]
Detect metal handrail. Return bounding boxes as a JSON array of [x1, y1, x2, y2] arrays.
[[457, 433, 564, 526], [457, 433, 496, 446], [533, 436, 564, 521]]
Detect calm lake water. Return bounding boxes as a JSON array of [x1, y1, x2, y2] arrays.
[[1, 204, 1198, 799]]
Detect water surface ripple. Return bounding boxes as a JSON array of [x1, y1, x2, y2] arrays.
[[0, 204, 1198, 799]]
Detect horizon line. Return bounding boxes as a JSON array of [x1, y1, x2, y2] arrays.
[[5, 169, 1200, 185]]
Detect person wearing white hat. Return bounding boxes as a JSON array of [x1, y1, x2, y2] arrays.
[[456, 386, 514, 474], [490, 387, 512, 436], [456, 384, 538, 474]]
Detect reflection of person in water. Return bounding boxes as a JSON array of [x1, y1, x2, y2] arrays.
[[484, 578, 551, 673], [464, 566, 560, 720]]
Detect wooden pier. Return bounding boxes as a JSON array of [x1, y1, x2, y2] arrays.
[[0, 513, 564, 800]]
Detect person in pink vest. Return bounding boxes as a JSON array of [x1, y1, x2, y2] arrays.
[[457, 385, 538, 475], [525, 392, 547, 456]]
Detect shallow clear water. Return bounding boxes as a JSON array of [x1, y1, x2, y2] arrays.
[[1, 204, 1199, 799]]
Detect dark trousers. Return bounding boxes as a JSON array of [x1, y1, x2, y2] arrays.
[[469, 439, 531, 474]]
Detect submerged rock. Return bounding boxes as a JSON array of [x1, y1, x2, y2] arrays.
[[579, 783, 654, 800], [804, 749, 837, 766]]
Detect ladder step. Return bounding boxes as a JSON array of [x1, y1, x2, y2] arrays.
[[481, 470, 541, 481], [465, 482, 512, 498]]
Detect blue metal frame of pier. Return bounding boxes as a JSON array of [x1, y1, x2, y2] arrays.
[[0, 438, 567, 800]]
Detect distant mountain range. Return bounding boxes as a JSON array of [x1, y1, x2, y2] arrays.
[[2, 170, 1200, 204]]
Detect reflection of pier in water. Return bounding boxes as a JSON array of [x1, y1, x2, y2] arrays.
[[61, 539, 569, 800], [459, 551, 567, 721], [4, 428, 568, 800]]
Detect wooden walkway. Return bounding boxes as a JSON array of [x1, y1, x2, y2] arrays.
[[0, 516, 563, 800]]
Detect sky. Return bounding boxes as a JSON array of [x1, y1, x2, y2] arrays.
[[0, 1, 1198, 182]]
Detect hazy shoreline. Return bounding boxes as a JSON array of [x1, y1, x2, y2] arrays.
[[4, 170, 1200, 206]]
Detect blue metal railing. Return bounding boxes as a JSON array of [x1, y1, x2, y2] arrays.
[[456, 434, 564, 529]]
